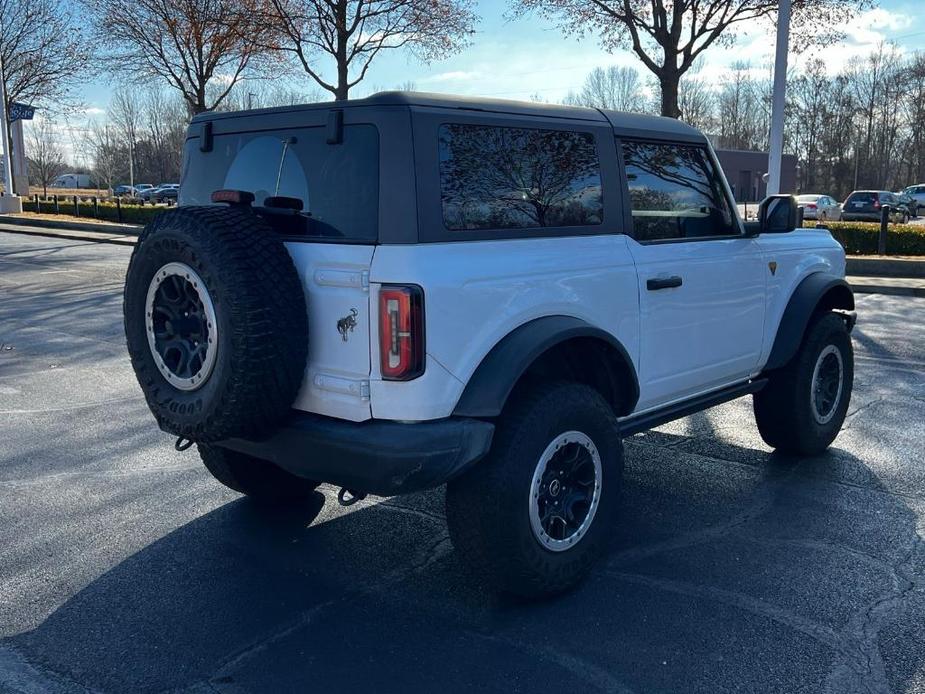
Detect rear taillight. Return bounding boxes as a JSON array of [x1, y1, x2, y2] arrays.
[[379, 285, 424, 380], [806, 203, 817, 209]]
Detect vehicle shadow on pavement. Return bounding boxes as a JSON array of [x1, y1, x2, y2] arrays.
[[6, 435, 923, 694]]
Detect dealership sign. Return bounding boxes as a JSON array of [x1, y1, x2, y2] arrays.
[[9, 103, 34, 122]]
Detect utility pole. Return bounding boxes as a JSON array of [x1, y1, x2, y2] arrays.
[[0, 55, 22, 212], [766, 0, 791, 197]]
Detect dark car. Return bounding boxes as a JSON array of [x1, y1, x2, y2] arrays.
[[156, 187, 179, 203], [841, 190, 911, 223], [112, 185, 137, 197], [894, 190, 919, 217]]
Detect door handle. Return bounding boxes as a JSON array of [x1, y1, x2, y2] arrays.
[[646, 276, 683, 291]]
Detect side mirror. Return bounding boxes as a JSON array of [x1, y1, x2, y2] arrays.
[[758, 195, 798, 234]]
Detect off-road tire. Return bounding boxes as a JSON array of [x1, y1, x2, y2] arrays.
[[753, 312, 853, 455], [445, 382, 623, 599], [124, 206, 307, 443], [198, 444, 320, 503]]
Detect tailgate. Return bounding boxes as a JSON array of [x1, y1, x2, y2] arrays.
[[285, 242, 375, 422]]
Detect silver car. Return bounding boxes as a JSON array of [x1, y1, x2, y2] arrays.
[[903, 184, 925, 214], [796, 194, 842, 222]]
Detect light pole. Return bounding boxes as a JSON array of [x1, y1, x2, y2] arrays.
[[0, 55, 22, 212], [766, 0, 791, 197]]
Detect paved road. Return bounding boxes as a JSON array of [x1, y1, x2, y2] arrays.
[[1, 232, 923, 694]]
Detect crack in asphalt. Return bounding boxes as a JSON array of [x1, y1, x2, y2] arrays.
[[624, 433, 924, 694]]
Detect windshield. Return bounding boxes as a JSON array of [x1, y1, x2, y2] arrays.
[[797, 195, 821, 202]]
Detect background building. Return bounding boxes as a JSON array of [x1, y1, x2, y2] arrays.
[[716, 149, 798, 202]]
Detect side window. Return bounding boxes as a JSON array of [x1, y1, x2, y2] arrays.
[[438, 124, 603, 231], [621, 140, 738, 241]]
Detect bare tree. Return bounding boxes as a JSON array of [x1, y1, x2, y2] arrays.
[[26, 119, 66, 196], [564, 65, 646, 112], [87, 122, 124, 192], [260, 0, 477, 100], [141, 88, 188, 182], [715, 62, 768, 150], [0, 0, 88, 113], [677, 63, 714, 131], [109, 87, 144, 183], [512, 0, 874, 118], [216, 82, 326, 111], [84, 0, 277, 113]]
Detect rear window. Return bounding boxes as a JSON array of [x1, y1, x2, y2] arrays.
[[180, 124, 378, 241], [846, 192, 877, 204], [438, 124, 603, 231]]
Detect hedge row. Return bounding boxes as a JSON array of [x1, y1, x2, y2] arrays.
[[805, 220, 925, 256], [22, 199, 162, 226]]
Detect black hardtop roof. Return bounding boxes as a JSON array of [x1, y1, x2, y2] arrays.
[[191, 91, 706, 141]]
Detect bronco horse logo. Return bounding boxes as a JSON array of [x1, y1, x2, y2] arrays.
[[337, 308, 359, 342]]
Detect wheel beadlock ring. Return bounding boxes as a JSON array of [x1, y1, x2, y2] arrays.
[[811, 344, 844, 425], [528, 431, 603, 552], [145, 262, 218, 392]]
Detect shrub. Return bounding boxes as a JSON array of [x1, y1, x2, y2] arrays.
[[21, 198, 163, 228], [805, 220, 925, 256]]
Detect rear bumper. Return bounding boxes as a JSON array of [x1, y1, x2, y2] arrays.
[[841, 212, 880, 222], [219, 412, 495, 497]]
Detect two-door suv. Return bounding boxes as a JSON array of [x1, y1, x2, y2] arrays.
[[124, 93, 856, 598]]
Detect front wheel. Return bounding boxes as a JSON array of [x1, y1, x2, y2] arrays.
[[753, 312, 853, 455], [445, 382, 623, 599]]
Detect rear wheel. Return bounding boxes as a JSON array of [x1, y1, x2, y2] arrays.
[[446, 382, 623, 599], [123, 206, 308, 443], [198, 444, 321, 504], [753, 312, 853, 455]]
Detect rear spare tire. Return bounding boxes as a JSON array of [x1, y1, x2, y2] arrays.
[[123, 205, 308, 442]]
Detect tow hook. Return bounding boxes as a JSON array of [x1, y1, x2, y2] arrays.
[[174, 436, 194, 452], [338, 487, 367, 507]]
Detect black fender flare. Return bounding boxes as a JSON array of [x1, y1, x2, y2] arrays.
[[765, 273, 855, 370], [452, 316, 639, 418]]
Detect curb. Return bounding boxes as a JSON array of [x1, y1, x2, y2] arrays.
[[0, 222, 138, 246], [846, 256, 925, 279], [0, 214, 141, 235], [848, 281, 925, 298]]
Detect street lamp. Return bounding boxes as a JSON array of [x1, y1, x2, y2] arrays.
[[0, 55, 22, 212], [766, 0, 791, 197]]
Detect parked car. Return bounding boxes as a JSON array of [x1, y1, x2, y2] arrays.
[[112, 185, 137, 197], [894, 190, 919, 217], [796, 194, 842, 222], [902, 183, 925, 212], [137, 185, 166, 203], [122, 92, 856, 599], [153, 184, 180, 203], [841, 190, 910, 223]]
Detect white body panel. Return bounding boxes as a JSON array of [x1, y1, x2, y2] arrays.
[[284, 228, 846, 424], [755, 229, 846, 366], [285, 242, 374, 422], [368, 235, 640, 421], [627, 236, 766, 411]]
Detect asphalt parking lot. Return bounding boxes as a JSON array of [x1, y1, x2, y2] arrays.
[[1, 231, 923, 694]]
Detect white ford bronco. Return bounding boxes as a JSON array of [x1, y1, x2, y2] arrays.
[[123, 93, 856, 598]]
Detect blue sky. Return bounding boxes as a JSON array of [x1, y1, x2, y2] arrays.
[[72, 0, 925, 119]]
